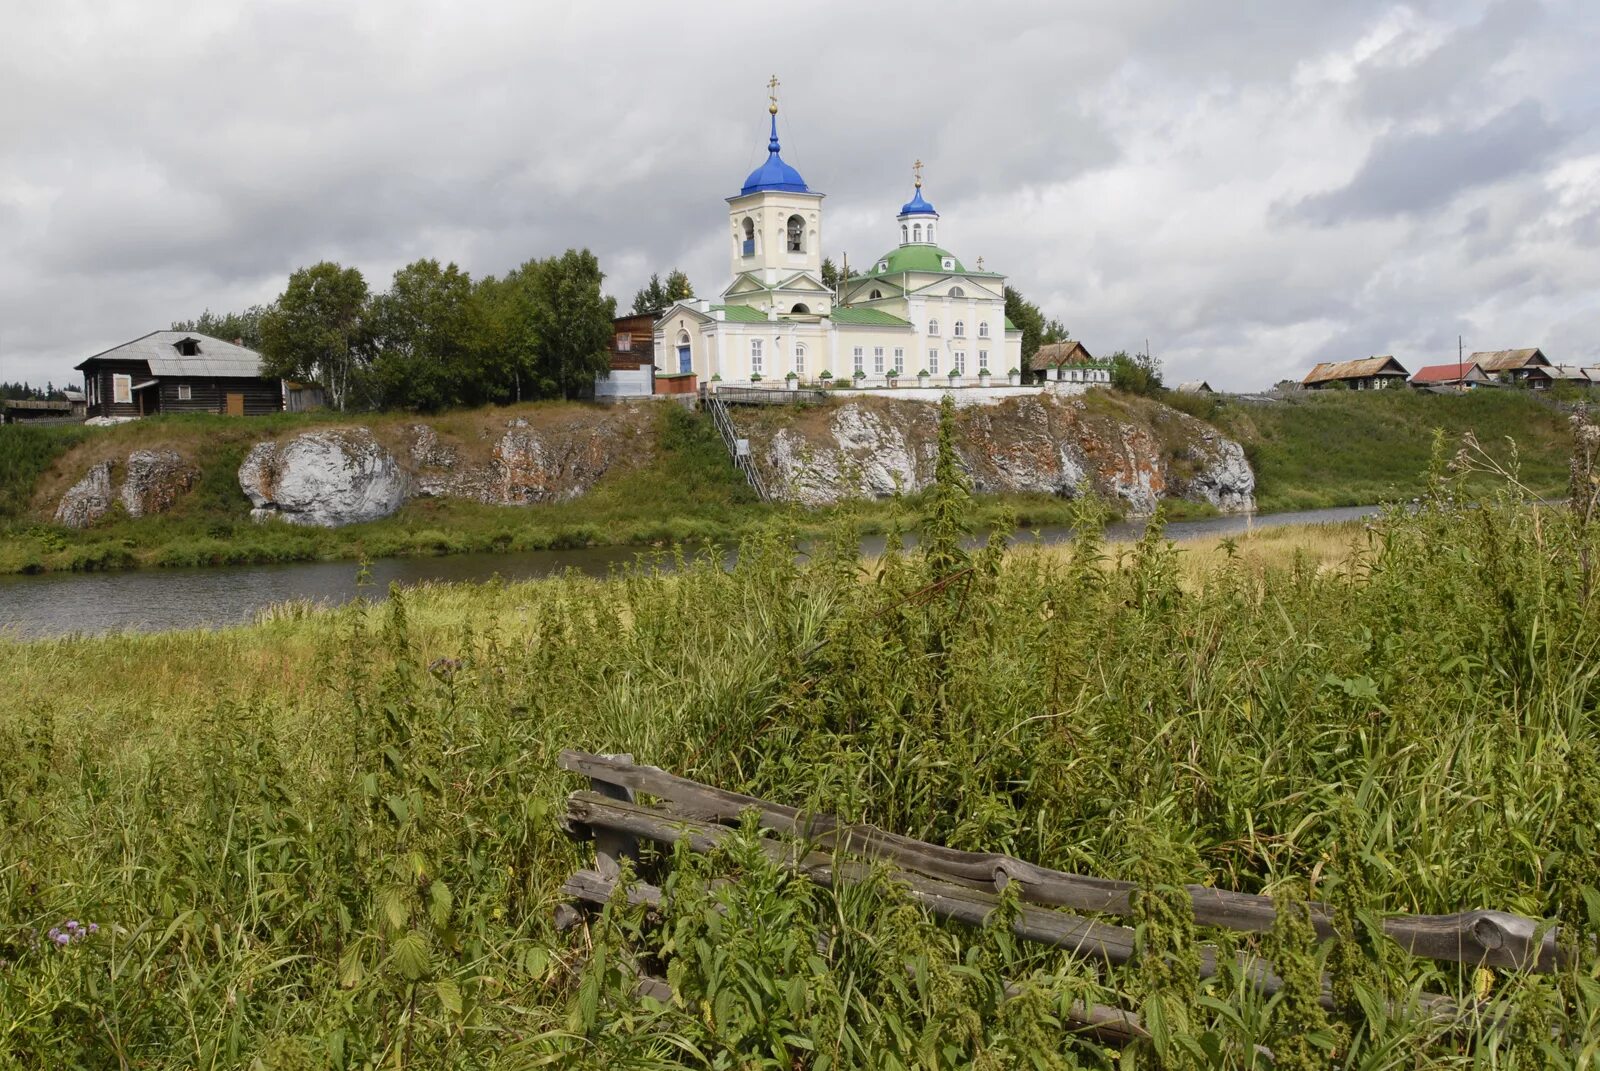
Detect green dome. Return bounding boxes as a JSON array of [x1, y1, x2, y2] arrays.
[[868, 245, 964, 276]]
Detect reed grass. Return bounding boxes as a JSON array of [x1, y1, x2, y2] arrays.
[[1, 405, 1597, 1067]]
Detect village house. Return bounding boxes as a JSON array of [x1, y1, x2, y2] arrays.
[[1173, 380, 1215, 394], [1029, 340, 1111, 385], [76, 331, 287, 420], [1470, 348, 1552, 387], [1300, 356, 1409, 391], [595, 313, 659, 400], [1545, 365, 1598, 389], [1409, 362, 1492, 391]]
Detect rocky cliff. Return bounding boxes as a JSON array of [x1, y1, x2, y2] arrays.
[[731, 394, 1255, 513]]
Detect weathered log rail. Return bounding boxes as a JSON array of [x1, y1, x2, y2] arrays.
[[555, 750, 1561, 1041]]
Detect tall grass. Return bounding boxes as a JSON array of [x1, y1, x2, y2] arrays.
[[1, 406, 1597, 1066]]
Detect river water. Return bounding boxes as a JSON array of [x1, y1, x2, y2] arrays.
[[0, 505, 1383, 640]]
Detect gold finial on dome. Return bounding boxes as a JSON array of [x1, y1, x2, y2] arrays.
[[767, 74, 780, 114], [913, 158, 924, 188]]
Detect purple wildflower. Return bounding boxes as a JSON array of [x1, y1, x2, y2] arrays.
[[54, 933, 70, 946]]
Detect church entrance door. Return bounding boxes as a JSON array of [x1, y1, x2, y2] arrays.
[[678, 346, 691, 374]]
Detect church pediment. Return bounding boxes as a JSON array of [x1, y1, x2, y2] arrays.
[[775, 271, 831, 292], [721, 273, 773, 298], [909, 276, 1003, 301]]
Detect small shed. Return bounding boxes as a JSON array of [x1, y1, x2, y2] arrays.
[[1173, 380, 1215, 394], [1409, 362, 1492, 390], [76, 331, 284, 419], [1, 399, 80, 425], [595, 313, 658, 400], [1301, 356, 1409, 391]]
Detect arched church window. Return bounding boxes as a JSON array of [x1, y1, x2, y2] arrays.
[[869, 289, 882, 300], [791, 303, 810, 314], [928, 223, 936, 242], [786, 215, 804, 253], [949, 286, 964, 298], [978, 321, 989, 338], [741, 217, 755, 256], [677, 331, 690, 346], [928, 318, 939, 336], [913, 223, 923, 242], [901, 224, 908, 243], [954, 320, 965, 337]]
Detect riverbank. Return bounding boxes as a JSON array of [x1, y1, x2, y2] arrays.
[[0, 387, 1573, 576], [1, 489, 1592, 1065]]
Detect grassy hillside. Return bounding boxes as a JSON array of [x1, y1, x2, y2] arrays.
[[1, 479, 1596, 1065], [1165, 388, 1575, 511]]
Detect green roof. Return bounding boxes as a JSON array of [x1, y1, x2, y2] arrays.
[[865, 245, 964, 276], [828, 307, 912, 326], [1004, 317, 1018, 331], [709, 304, 768, 323]]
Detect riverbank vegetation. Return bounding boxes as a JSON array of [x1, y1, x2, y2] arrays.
[[0, 387, 1580, 576], [1164, 387, 1574, 511], [2, 406, 1597, 1066]]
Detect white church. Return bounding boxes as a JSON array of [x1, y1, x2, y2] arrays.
[[653, 87, 1026, 389]]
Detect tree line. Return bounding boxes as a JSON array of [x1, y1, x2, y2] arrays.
[[175, 251, 623, 412], [1, 382, 69, 402]]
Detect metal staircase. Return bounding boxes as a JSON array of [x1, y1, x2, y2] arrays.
[[704, 394, 771, 502]]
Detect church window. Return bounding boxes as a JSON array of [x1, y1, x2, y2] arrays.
[[869, 289, 882, 300], [791, 303, 810, 314], [794, 344, 806, 375], [978, 321, 989, 338], [928, 318, 939, 336], [912, 223, 923, 242], [877, 261, 888, 272], [979, 349, 988, 369], [954, 350, 966, 375], [853, 347, 864, 374], [786, 214, 805, 253], [677, 331, 691, 346], [941, 258, 955, 270], [750, 338, 763, 375], [928, 223, 936, 241], [901, 224, 908, 243], [949, 286, 964, 298], [954, 320, 965, 338], [893, 347, 904, 372], [741, 217, 755, 256], [873, 347, 884, 374], [928, 349, 940, 374]]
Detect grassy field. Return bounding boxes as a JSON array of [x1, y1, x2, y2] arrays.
[[2, 405, 1597, 1067], [1163, 387, 1575, 511]]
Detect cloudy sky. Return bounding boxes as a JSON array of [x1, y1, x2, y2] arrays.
[[2, 0, 1596, 391]]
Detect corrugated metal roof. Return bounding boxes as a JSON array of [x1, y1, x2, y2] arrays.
[[1301, 356, 1409, 385], [76, 331, 266, 377], [1546, 365, 1595, 381], [1174, 380, 1214, 393], [1031, 340, 1095, 368], [708, 304, 768, 323], [1410, 362, 1484, 384], [1469, 348, 1547, 372]]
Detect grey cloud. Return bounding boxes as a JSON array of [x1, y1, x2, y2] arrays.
[[1288, 99, 1567, 225]]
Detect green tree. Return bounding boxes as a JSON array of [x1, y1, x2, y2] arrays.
[[471, 269, 541, 404], [364, 259, 479, 412], [1110, 349, 1164, 396], [820, 257, 841, 293], [528, 248, 617, 400], [1041, 317, 1070, 345], [170, 306, 268, 349], [1003, 285, 1045, 367], [631, 268, 694, 317], [258, 262, 370, 410]]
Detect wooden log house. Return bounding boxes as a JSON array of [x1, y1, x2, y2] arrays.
[[75, 331, 288, 419]]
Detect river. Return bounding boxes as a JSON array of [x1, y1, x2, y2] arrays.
[[0, 505, 1382, 640]]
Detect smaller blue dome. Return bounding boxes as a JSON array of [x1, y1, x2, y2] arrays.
[[741, 114, 810, 195], [899, 186, 938, 217]]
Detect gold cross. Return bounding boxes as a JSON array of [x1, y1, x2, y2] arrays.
[[767, 75, 780, 113], [913, 159, 924, 187]]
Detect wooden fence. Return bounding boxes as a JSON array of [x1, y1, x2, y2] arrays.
[[556, 750, 1562, 1044]]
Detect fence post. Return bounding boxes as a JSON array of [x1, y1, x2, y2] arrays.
[[591, 753, 639, 881]]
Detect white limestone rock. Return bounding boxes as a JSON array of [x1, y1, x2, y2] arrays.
[[239, 429, 407, 527], [119, 449, 196, 518], [1184, 432, 1257, 513], [54, 461, 115, 528]]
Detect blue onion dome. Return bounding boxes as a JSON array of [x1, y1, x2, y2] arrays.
[[899, 185, 938, 217], [741, 112, 809, 194]]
